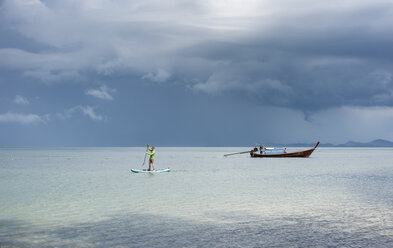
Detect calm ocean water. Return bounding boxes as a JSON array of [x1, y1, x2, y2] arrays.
[[1, 147, 393, 247]]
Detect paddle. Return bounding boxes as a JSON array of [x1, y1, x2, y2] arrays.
[[224, 150, 252, 157], [141, 144, 148, 167]]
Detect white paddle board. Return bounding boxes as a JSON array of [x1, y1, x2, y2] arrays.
[[131, 168, 170, 173]]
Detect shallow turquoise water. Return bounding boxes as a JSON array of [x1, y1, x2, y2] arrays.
[[1, 147, 393, 247]]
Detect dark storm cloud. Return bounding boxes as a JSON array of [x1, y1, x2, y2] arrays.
[[1, 0, 393, 111], [185, 14, 393, 110]]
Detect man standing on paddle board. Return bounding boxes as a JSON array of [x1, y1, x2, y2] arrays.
[[146, 144, 156, 171]]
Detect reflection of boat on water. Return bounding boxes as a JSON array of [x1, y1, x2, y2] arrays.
[[250, 142, 320, 158]]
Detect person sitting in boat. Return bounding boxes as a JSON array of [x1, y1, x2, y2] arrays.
[[251, 147, 258, 155], [284, 147, 287, 153], [146, 144, 156, 171], [259, 145, 265, 154]]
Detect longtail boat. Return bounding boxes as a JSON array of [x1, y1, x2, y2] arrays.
[[250, 142, 320, 158]]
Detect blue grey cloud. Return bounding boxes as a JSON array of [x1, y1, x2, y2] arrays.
[[56, 105, 104, 121], [85, 85, 116, 100], [14, 95, 29, 105], [2, 0, 393, 146], [0, 112, 47, 124]]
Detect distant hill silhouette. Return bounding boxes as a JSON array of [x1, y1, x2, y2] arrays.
[[283, 139, 393, 147], [338, 139, 393, 147]]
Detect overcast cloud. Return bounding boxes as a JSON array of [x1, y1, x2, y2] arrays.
[[1, 0, 393, 146], [2, 0, 393, 109]]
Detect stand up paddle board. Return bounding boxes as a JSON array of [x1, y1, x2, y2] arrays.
[[131, 168, 170, 173]]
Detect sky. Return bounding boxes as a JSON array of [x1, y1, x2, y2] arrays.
[[1, 0, 393, 147]]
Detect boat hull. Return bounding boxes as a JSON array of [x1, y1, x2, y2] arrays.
[[250, 142, 319, 158]]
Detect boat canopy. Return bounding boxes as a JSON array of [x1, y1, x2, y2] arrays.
[[264, 147, 285, 150]]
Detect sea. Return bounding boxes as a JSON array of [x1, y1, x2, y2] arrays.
[[1, 147, 393, 247]]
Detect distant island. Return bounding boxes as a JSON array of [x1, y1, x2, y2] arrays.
[[276, 139, 393, 147]]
